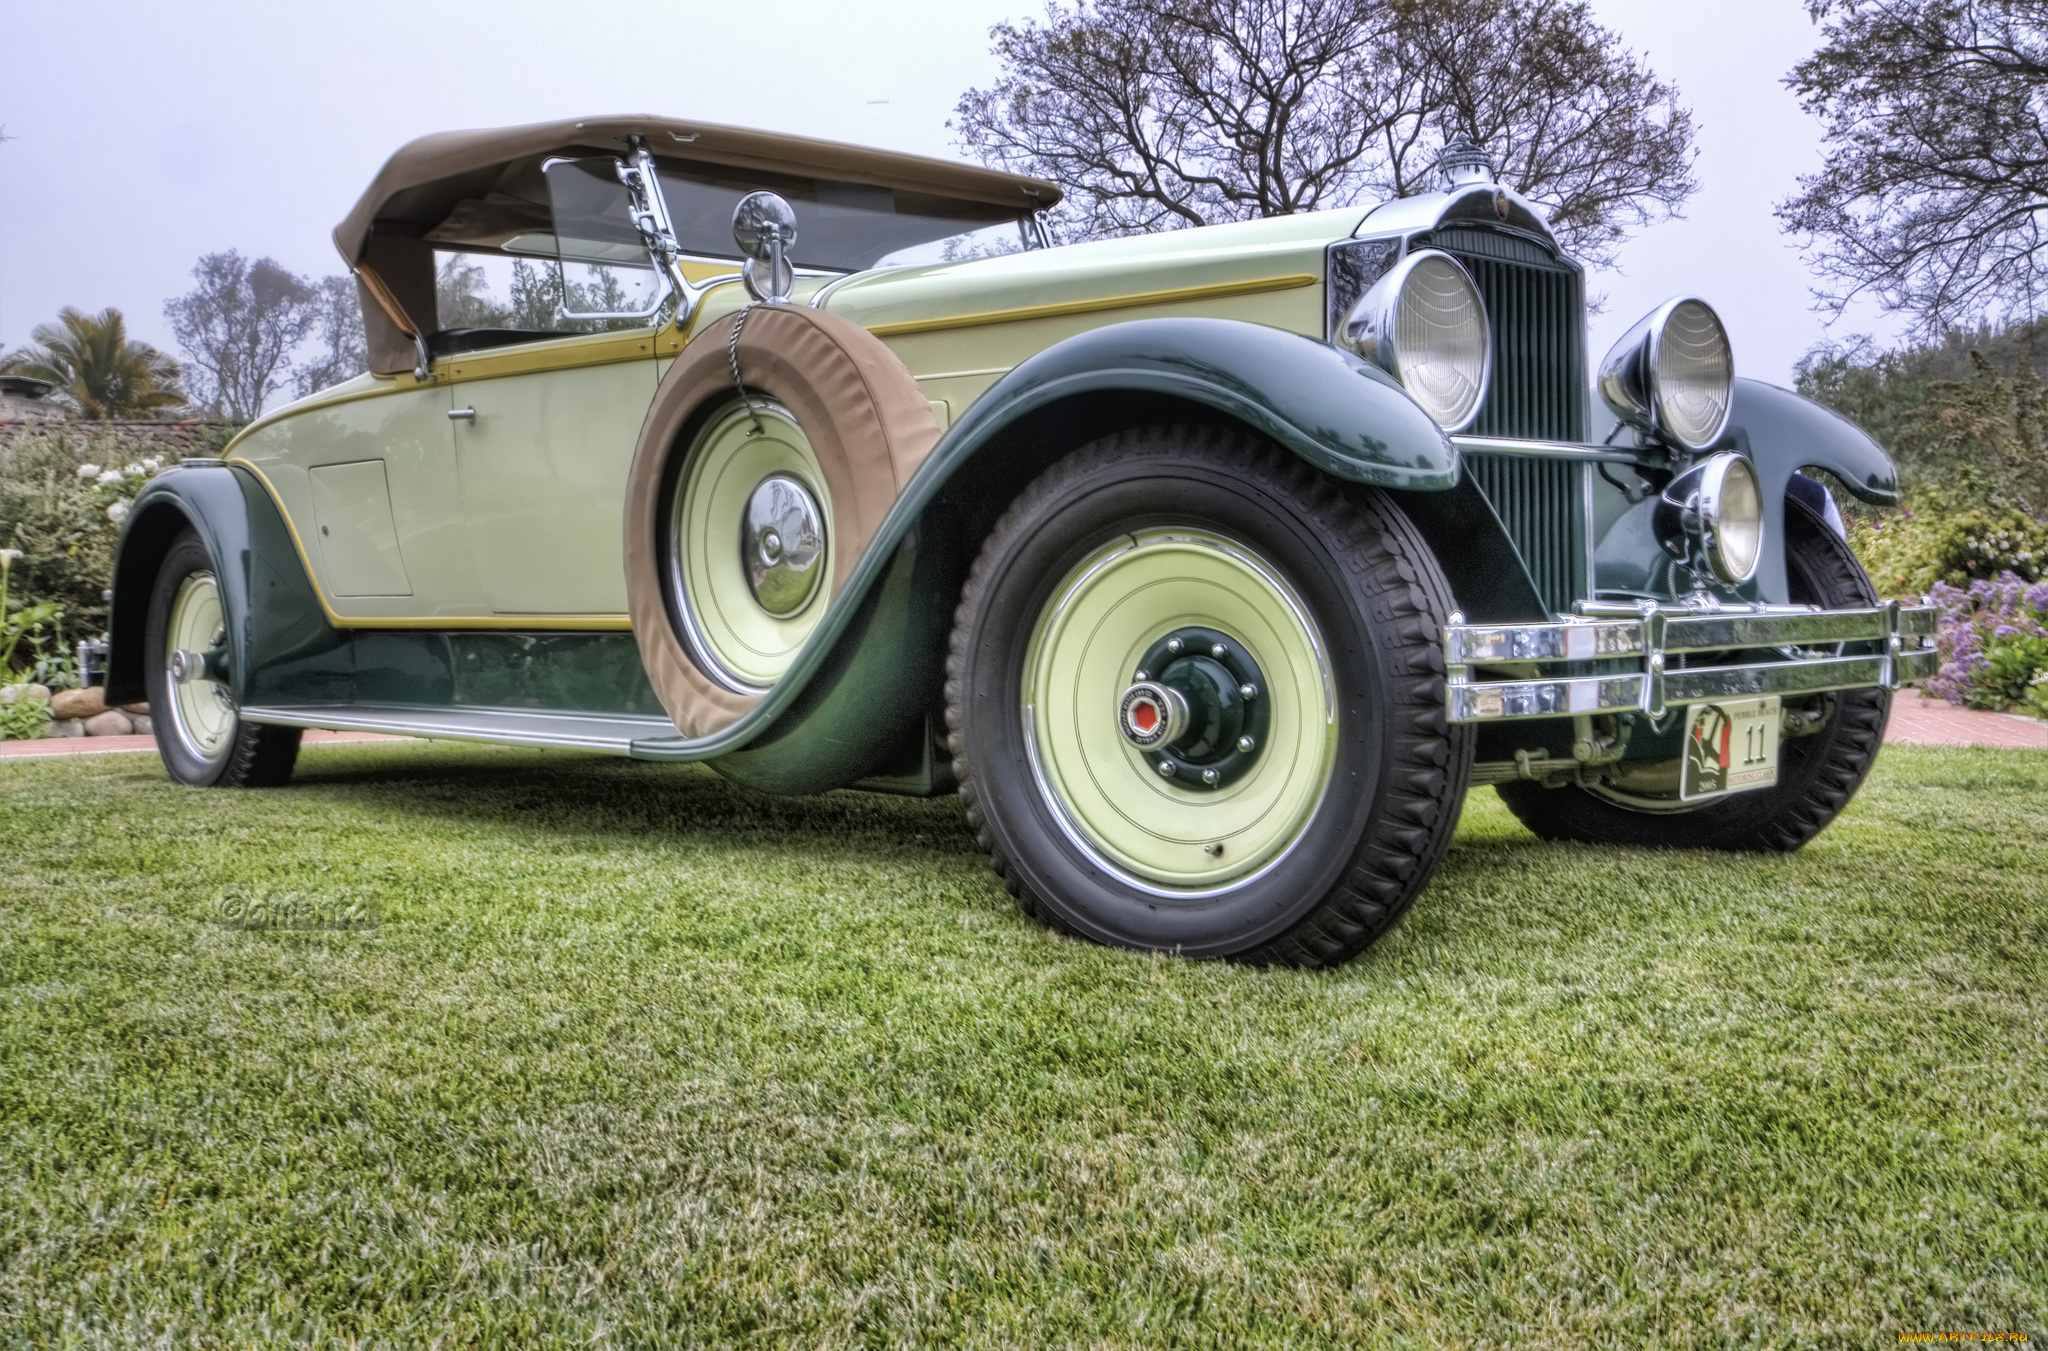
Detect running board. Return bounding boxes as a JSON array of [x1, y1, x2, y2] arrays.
[[239, 704, 680, 755]]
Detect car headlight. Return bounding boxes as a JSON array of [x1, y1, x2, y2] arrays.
[[1653, 451, 1763, 584], [1344, 249, 1491, 432], [1598, 297, 1733, 451]]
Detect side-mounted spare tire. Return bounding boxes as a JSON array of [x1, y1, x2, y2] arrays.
[[622, 303, 940, 737]]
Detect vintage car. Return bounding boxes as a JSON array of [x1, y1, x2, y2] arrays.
[[108, 117, 1937, 966]]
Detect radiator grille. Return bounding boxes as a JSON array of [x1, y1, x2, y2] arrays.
[[1464, 453, 1587, 616], [1429, 228, 1586, 443]]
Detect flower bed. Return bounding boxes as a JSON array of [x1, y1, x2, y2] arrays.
[[1928, 571, 2048, 718]]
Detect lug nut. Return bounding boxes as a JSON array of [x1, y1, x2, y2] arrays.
[[1237, 735, 1255, 752], [1157, 759, 1177, 777], [1239, 683, 1258, 700], [1133, 669, 1148, 681], [1166, 638, 1183, 654], [1211, 643, 1227, 658], [1201, 767, 1219, 785]]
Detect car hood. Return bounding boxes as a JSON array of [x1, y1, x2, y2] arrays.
[[818, 206, 1375, 334]]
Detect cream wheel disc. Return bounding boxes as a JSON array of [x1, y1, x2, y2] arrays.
[[165, 571, 234, 762], [1024, 530, 1338, 892], [668, 399, 835, 690]]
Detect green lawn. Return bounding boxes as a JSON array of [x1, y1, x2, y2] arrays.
[[0, 741, 2042, 1347]]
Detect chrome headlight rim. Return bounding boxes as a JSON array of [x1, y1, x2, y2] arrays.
[[1655, 450, 1764, 585], [1343, 248, 1493, 434], [1598, 295, 1735, 453]]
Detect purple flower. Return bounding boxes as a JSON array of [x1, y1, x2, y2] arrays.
[[1995, 624, 2020, 638]]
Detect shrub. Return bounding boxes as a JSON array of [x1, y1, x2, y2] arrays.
[[0, 428, 167, 643], [0, 690, 52, 740], [1847, 480, 2048, 596], [1927, 571, 2048, 713]]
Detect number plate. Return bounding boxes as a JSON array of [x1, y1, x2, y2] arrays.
[[1680, 696, 1781, 801]]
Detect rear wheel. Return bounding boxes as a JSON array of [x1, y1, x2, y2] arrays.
[[946, 427, 1473, 966], [1497, 495, 1888, 851], [143, 530, 300, 787]]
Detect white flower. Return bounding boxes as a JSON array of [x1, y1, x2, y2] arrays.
[[106, 500, 130, 525], [139, 457, 161, 472], [76, 463, 101, 480], [0, 548, 22, 565], [96, 470, 121, 487], [124, 463, 147, 478]]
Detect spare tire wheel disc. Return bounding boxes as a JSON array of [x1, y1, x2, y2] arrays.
[[622, 304, 940, 738]]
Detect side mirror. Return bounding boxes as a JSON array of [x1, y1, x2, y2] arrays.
[[732, 192, 798, 304]]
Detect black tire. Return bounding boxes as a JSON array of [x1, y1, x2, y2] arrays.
[[945, 426, 1474, 966], [143, 529, 301, 788], [1497, 496, 1888, 851]]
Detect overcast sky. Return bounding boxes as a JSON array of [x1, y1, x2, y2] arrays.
[[0, 0, 1903, 387]]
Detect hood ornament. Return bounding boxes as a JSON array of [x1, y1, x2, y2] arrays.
[[1436, 137, 1497, 192]]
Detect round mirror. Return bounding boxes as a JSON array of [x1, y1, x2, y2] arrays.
[[732, 192, 798, 261]]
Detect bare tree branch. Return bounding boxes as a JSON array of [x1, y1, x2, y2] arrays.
[[1779, 0, 2048, 330], [952, 0, 1696, 267]]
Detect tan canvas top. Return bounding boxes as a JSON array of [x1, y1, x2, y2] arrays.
[[333, 114, 1062, 267]]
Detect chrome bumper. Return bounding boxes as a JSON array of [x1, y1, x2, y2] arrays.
[[1444, 599, 1938, 723]]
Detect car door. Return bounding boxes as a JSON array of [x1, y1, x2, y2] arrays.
[[445, 332, 662, 616]]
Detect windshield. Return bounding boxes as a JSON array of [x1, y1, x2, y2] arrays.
[[653, 165, 1038, 272]]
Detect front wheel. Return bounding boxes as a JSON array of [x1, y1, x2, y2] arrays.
[[143, 530, 301, 787], [946, 427, 1473, 967]]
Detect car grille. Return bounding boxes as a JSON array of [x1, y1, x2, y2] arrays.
[[1462, 453, 1588, 617], [1430, 227, 1586, 443]]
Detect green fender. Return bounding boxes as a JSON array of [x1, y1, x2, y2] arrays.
[[646, 317, 1458, 772], [1723, 377, 1900, 605], [106, 465, 349, 708]]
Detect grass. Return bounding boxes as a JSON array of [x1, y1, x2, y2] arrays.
[[0, 740, 2043, 1348]]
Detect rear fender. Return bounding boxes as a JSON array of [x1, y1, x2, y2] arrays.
[[106, 465, 347, 707]]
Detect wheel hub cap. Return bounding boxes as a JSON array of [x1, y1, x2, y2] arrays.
[[1120, 626, 1270, 789], [742, 473, 826, 617]]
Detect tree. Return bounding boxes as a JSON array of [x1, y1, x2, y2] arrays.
[[164, 252, 319, 422], [1779, 0, 2048, 329], [291, 276, 370, 400], [952, 0, 1697, 268], [0, 308, 185, 419], [436, 255, 513, 329]]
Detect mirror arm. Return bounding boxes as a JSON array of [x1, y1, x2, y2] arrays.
[[617, 137, 717, 333]]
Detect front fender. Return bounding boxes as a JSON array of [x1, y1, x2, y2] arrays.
[[639, 317, 1456, 765], [1724, 378, 1900, 604], [943, 316, 1458, 490], [107, 465, 347, 708]]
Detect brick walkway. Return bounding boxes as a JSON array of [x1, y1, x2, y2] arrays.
[[1883, 695, 2047, 749], [1, 728, 416, 760]]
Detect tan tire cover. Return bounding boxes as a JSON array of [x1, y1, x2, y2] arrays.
[[624, 304, 941, 737]]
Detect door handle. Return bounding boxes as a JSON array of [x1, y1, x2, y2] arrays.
[[449, 405, 477, 422]]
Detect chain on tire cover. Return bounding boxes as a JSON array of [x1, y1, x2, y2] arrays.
[[623, 304, 940, 737]]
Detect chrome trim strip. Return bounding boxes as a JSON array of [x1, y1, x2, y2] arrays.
[[240, 704, 676, 753], [1450, 434, 1641, 461]]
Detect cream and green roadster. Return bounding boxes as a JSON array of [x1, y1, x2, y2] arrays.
[[109, 117, 1936, 966]]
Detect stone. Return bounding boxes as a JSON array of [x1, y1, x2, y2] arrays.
[[46, 718, 85, 738], [121, 701, 149, 716], [83, 710, 133, 736], [50, 686, 107, 720], [26, 683, 51, 702], [130, 714, 153, 736]]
